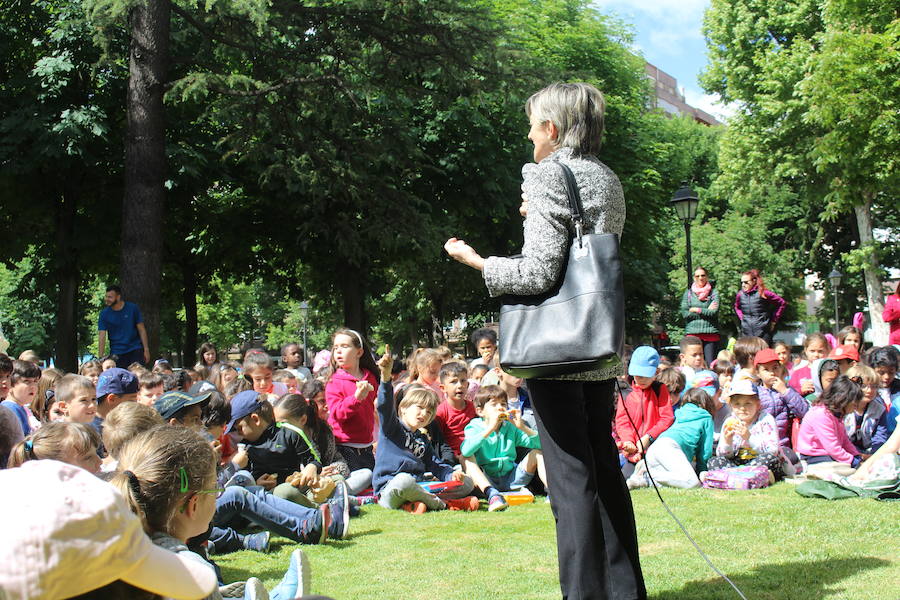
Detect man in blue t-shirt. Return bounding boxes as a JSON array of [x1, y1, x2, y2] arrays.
[[97, 285, 149, 368]]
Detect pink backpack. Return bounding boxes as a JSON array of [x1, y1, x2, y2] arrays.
[[702, 465, 771, 490]]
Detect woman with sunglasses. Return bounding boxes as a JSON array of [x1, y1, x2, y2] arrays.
[[734, 268, 786, 345], [680, 267, 721, 367]]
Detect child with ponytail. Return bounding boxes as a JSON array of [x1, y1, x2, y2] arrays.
[[325, 328, 380, 478], [112, 425, 313, 599], [7, 421, 102, 474]]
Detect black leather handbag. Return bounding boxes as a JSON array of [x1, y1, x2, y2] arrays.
[[498, 162, 625, 379]]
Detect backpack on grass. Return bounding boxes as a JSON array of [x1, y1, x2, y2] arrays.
[[702, 465, 771, 490]]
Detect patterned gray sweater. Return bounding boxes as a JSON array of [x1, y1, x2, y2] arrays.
[[483, 147, 626, 381]]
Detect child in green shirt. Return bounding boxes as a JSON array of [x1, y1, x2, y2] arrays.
[[460, 385, 546, 512]]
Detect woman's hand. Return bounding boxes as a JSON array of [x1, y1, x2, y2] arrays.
[[690, 307, 702, 314], [519, 191, 529, 217], [444, 238, 485, 272]]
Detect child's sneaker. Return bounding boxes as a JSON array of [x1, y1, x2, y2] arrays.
[[488, 494, 508, 512], [276, 548, 310, 599], [327, 481, 350, 539], [223, 471, 255, 489], [446, 496, 480, 511], [243, 578, 267, 600], [400, 501, 427, 514], [317, 503, 331, 544], [242, 531, 270, 552]]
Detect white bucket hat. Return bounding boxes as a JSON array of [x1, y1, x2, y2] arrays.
[[0, 460, 217, 599]]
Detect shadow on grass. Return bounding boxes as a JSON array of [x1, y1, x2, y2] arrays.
[[652, 557, 890, 600]]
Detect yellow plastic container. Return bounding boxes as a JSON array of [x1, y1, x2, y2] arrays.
[[502, 489, 535, 505]]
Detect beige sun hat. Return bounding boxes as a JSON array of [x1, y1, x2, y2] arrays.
[[0, 460, 217, 600]]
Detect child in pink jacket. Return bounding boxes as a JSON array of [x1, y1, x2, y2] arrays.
[[325, 328, 380, 492], [796, 375, 863, 468]]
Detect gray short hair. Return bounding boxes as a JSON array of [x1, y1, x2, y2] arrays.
[[525, 82, 606, 155]]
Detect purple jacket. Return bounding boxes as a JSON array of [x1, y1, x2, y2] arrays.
[[757, 384, 808, 447]]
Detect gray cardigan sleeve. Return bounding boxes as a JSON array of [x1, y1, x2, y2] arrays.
[[482, 164, 570, 298], [482, 149, 625, 298]]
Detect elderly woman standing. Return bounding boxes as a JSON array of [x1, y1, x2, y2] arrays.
[[445, 83, 645, 600], [681, 267, 721, 367]]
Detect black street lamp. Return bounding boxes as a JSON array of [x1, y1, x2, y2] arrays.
[[828, 269, 842, 333], [671, 182, 700, 288], [299, 300, 310, 367]]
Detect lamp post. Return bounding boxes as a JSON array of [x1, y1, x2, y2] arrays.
[[299, 300, 309, 367], [670, 182, 700, 289], [828, 269, 842, 333]]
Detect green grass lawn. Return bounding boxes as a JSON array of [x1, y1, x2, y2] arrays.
[[217, 484, 899, 600]]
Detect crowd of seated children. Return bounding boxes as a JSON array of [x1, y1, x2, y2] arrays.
[[2, 319, 899, 597], [460, 385, 546, 511]]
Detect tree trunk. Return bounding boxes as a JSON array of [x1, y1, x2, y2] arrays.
[[340, 268, 367, 334], [121, 0, 170, 361], [181, 260, 198, 366], [54, 186, 78, 372], [853, 197, 889, 345]]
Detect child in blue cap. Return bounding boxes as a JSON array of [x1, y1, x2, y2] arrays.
[[615, 346, 675, 478]]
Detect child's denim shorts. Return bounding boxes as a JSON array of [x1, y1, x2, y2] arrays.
[[486, 462, 533, 491]]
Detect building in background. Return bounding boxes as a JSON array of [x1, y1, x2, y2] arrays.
[[645, 62, 720, 126]]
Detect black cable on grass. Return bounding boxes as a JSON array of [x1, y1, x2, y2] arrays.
[[617, 384, 749, 600]]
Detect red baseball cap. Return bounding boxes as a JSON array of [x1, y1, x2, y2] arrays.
[[753, 348, 781, 366], [828, 344, 860, 362]]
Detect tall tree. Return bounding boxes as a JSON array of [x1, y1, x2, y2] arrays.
[[798, 0, 899, 343], [120, 0, 169, 360], [702, 0, 896, 343]]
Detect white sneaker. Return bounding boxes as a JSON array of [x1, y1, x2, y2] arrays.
[[244, 578, 268, 600]]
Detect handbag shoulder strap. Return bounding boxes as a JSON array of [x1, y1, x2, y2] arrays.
[[554, 161, 585, 242]]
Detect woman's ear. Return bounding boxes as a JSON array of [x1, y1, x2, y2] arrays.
[[299, 414, 308, 428], [546, 120, 560, 144]]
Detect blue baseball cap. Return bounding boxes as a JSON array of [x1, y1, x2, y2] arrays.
[[225, 390, 266, 434], [96, 368, 138, 399], [154, 390, 212, 421], [628, 346, 660, 378]]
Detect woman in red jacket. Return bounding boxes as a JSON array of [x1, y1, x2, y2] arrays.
[[883, 282, 900, 346]]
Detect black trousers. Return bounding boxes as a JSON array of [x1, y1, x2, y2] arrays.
[[528, 378, 647, 600]]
